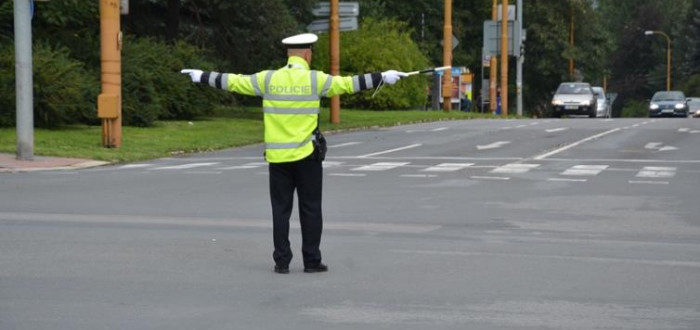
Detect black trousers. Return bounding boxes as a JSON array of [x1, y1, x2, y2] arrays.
[[269, 156, 323, 267]]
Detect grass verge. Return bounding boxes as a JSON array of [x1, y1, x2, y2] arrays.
[[0, 107, 502, 163]]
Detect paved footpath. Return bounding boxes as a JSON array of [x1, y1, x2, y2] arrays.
[[0, 153, 108, 173]]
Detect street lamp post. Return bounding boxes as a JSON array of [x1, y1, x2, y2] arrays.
[[644, 30, 671, 91]]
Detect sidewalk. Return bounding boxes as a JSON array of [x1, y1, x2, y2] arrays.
[[0, 153, 109, 173]]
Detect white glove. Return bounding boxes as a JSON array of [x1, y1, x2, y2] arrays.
[[381, 70, 408, 85], [181, 69, 203, 83]]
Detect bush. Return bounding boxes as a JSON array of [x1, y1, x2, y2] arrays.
[[313, 19, 430, 110], [0, 43, 99, 128], [121, 37, 235, 126], [620, 99, 649, 117]]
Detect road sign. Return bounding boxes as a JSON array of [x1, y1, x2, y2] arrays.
[[307, 17, 358, 33], [497, 5, 516, 21], [483, 20, 521, 56], [312, 2, 359, 17]]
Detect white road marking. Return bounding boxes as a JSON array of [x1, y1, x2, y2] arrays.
[[119, 164, 152, 169], [561, 165, 609, 176], [218, 162, 266, 170], [401, 174, 438, 178], [330, 141, 361, 148], [357, 144, 422, 158], [152, 162, 219, 170], [351, 162, 410, 171], [533, 128, 621, 160], [322, 161, 344, 168], [477, 141, 511, 150], [423, 163, 474, 172], [629, 180, 670, 185], [471, 176, 511, 181], [645, 142, 678, 152], [645, 142, 663, 149], [547, 178, 587, 182], [432, 127, 449, 132], [545, 127, 569, 133], [678, 128, 690, 132], [329, 173, 366, 177], [636, 166, 676, 178], [218, 165, 259, 170], [491, 163, 540, 174]]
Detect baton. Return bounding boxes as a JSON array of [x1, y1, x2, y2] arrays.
[[406, 66, 452, 76]]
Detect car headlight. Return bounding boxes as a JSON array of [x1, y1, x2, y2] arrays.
[[551, 100, 563, 106], [650, 104, 659, 110], [581, 99, 592, 106], [675, 103, 686, 109]]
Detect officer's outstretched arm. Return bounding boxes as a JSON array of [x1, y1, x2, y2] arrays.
[[322, 70, 407, 98], [180, 69, 258, 96]]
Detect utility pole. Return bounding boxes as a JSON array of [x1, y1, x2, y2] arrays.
[[98, 0, 123, 147], [489, 0, 498, 114], [14, 0, 34, 160], [442, 0, 453, 112], [329, 0, 341, 123], [516, 0, 523, 116], [500, 0, 509, 116], [569, 7, 575, 79]]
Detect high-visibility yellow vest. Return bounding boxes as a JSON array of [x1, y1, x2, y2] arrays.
[[200, 56, 382, 163]]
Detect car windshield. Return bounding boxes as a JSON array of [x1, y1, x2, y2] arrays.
[[592, 88, 605, 98], [688, 99, 700, 107], [556, 84, 591, 95], [652, 91, 685, 101]]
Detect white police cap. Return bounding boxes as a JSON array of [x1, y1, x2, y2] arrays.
[[282, 33, 318, 49]]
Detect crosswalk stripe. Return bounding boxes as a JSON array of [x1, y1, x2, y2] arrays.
[[351, 162, 409, 171], [561, 165, 608, 176], [490, 163, 540, 174], [423, 163, 474, 172], [152, 162, 219, 170], [636, 166, 676, 178]]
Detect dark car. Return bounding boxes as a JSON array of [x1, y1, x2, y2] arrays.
[[649, 91, 688, 117], [550, 82, 598, 118]]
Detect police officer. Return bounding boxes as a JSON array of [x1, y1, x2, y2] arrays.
[[181, 33, 407, 274]]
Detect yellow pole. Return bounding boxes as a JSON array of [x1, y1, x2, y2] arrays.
[[569, 7, 574, 79], [500, 0, 508, 116], [98, 0, 122, 147], [442, 0, 453, 112], [329, 0, 341, 123], [665, 34, 671, 91], [489, 0, 498, 114]]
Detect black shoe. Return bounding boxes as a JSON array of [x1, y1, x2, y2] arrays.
[[304, 263, 328, 273], [274, 265, 289, 274]]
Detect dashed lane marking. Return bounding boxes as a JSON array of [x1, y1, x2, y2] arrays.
[[561, 165, 609, 176], [351, 162, 410, 171], [152, 162, 219, 170], [636, 166, 677, 178], [490, 163, 540, 174], [422, 163, 474, 172]]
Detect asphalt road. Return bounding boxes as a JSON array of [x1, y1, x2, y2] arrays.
[[1, 118, 699, 329]]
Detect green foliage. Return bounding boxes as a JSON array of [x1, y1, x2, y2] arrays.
[[0, 43, 99, 128], [313, 19, 430, 109], [121, 37, 234, 126], [683, 74, 700, 97], [620, 99, 649, 117]]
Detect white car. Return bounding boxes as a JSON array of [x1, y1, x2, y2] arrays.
[[592, 86, 611, 118]]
